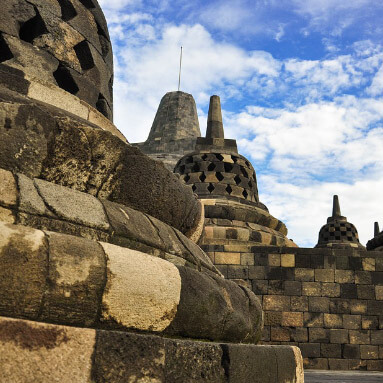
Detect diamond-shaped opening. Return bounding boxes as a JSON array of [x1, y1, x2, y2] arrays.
[[234, 175, 241, 185], [248, 180, 253, 188], [53, 64, 79, 95], [340, 223, 346, 227], [96, 93, 110, 119], [216, 172, 224, 181], [201, 154, 208, 160], [79, 0, 96, 8], [192, 185, 197, 192], [241, 167, 248, 177], [184, 174, 190, 182], [19, 9, 49, 43], [199, 173, 206, 182], [57, 0, 77, 21], [96, 21, 110, 58], [192, 163, 200, 172], [74, 40, 95, 70], [216, 154, 224, 161], [245, 160, 250, 167], [231, 155, 238, 163], [224, 163, 233, 172], [0, 34, 13, 63], [185, 156, 193, 164], [335, 236, 341, 240], [207, 183, 215, 193], [226, 185, 233, 194], [207, 163, 216, 171], [242, 189, 248, 199], [347, 236, 353, 240]]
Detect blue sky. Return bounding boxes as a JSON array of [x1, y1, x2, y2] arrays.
[[99, 0, 383, 247]]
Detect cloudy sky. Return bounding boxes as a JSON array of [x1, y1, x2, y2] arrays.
[[99, 0, 383, 247]]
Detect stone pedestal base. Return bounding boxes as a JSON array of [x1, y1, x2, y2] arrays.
[[0, 316, 303, 383]]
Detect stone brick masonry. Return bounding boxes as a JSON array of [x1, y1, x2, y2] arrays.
[[212, 245, 383, 371]]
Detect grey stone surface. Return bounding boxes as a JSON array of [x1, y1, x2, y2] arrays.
[[34, 178, 110, 230], [305, 370, 383, 382]]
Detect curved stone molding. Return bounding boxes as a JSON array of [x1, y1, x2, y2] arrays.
[[0, 168, 213, 274], [0, 92, 203, 238], [0, 222, 263, 343]]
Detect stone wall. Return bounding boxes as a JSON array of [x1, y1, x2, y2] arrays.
[[209, 245, 383, 371]]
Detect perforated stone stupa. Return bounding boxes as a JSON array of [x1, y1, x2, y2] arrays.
[[316, 195, 365, 249]]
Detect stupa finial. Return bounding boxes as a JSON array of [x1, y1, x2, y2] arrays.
[[206, 95, 224, 139], [375, 222, 380, 237], [332, 195, 342, 218]]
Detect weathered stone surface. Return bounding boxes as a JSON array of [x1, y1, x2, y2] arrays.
[[40, 232, 106, 327], [92, 329, 166, 383], [165, 338, 225, 383], [0, 168, 17, 207], [0, 317, 96, 383], [0, 222, 47, 319], [34, 178, 109, 230], [100, 242, 181, 332], [166, 266, 263, 343], [0, 206, 15, 223], [0, 0, 36, 37]]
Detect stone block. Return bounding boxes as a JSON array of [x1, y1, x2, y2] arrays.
[[0, 222, 47, 320], [303, 357, 328, 370], [349, 330, 370, 345], [291, 296, 308, 312], [227, 265, 248, 279], [271, 327, 290, 342], [40, 232, 106, 327], [330, 299, 350, 314], [309, 328, 329, 343], [343, 344, 360, 359], [0, 317, 96, 383], [263, 295, 290, 311], [371, 330, 383, 345], [375, 285, 383, 300], [291, 328, 308, 342], [0, 168, 17, 207], [324, 313, 343, 329], [252, 280, 268, 295], [360, 345, 379, 360], [302, 282, 321, 296], [284, 280, 301, 296], [362, 258, 375, 271], [240, 253, 254, 266], [281, 312, 303, 327], [0, 206, 14, 223], [315, 269, 334, 282], [335, 269, 354, 283], [357, 285, 375, 300], [295, 268, 314, 282], [321, 343, 341, 358], [268, 280, 284, 295], [248, 265, 266, 279], [304, 312, 323, 327], [321, 282, 340, 297], [215, 252, 240, 265], [281, 253, 295, 267], [362, 316, 379, 330], [309, 297, 329, 312], [355, 271, 372, 284], [268, 253, 280, 267], [340, 284, 358, 299], [34, 178, 109, 230], [343, 315, 362, 330], [368, 300, 383, 315], [264, 311, 282, 326], [351, 300, 368, 314], [336, 256, 350, 270], [349, 359, 367, 370], [329, 358, 349, 370], [367, 360, 383, 371], [299, 343, 320, 358], [330, 329, 348, 344]]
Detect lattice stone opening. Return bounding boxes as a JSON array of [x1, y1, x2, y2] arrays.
[[78, 0, 96, 9], [53, 64, 79, 94], [216, 172, 224, 181], [19, 9, 48, 43], [0, 34, 13, 63], [74, 40, 95, 71], [57, 0, 77, 21], [207, 183, 215, 193]]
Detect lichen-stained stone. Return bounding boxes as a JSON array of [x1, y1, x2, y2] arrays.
[[0, 221, 47, 320], [17, 173, 52, 216], [165, 266, 263, 343], [102, 199, 164, 250], [34, 178, 109, 230], [226, 345, 304, 383], [92, 330, 166, 383], [0, 168, 17, 207], [0, 317, 96, 383], [40, 232, 106, 327], [100, 242, 182, 332], [164, 338, 225, 383], [0, 206, 15, 223], [0, 0, 36, 37]]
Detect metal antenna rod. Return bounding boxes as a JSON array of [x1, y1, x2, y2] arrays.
[[178, 46, 183, 91]]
